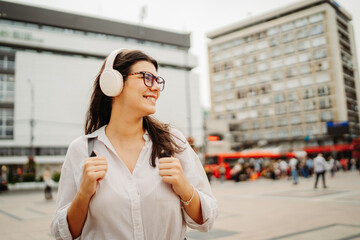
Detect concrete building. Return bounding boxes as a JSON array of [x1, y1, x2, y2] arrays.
[[0, 1, 202, 178], [207, 0, 359, 152]]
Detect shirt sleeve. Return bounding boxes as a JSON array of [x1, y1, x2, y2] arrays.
[[51, 137, 85, 240], [171, 129, 218, 232]]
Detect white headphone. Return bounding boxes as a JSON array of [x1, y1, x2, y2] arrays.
[[99, 49, 124, 97]]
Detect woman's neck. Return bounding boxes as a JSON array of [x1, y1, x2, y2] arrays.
[[106, 111, 145, 141]]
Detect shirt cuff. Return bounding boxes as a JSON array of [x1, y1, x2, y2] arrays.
[[53, 203, 76, 240], [182, 188, 218, 232]]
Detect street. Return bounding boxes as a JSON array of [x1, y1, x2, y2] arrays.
[[0, 171, 359, 240]]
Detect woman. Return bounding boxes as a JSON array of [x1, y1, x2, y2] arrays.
[[51, 49, 218, 239]]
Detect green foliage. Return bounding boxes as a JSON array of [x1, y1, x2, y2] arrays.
[[52, 172, 61, 182], [23, 173, 36, 182]]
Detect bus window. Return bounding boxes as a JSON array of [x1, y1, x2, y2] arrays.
[[205, 156, 218, 165], [223, 158, 239, 168]]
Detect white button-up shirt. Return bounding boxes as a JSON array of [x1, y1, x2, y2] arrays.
[[51, 126, 218, 240]]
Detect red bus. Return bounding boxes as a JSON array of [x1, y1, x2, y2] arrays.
[[204, 150, 296, 180]]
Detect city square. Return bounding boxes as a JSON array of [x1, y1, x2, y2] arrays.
[[0, 171, 359, 240]]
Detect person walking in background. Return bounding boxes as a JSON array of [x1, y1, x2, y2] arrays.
[[51, 49, 217, 240], [328, 155, 335, 177], [43, 167, 53, 200], [314, 153, 327, 189], [306, 156, 313, 177], [289, 157, 298, 185]]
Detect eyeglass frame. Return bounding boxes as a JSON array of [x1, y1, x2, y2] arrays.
[[126, 71, 165, 91]]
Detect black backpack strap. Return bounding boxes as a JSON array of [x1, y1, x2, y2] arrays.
[[88, 137, 95, 157]]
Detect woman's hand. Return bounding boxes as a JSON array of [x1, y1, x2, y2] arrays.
[[158, 157, 193, 201], [79, 150, 108, 199]]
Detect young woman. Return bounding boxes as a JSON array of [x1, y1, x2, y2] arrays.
[[51, 49, 218, 240]]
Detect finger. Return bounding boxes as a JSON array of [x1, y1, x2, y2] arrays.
[[85, 159, 107, 166], [158, 163, 176, 170], [159, 169, 175, 176], [158, 157, 174, 163], [160, 175, 175, 184]]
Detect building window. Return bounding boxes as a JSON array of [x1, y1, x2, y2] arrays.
[[295, 17, 308, 28], [287, 79, 299, 89], [300, 64, 311, 75], [318, 85, 331, 96], [305, 114, 318, 123], [316, 73, 330, 83], [319, 98, 332, 109], [235, 79, 247, 88], [291, 116, 302, 125], [278, 128, 289, 139], [264, 119, 274, 128], [268, 26, 280, 36], [271, 59, 283, 69], [312, 36, 326, 47], [309, 13, 324, 24], [292, 126, 303, 137], [288, 91, 299, 101], [289, 102, 301, 113], [282, 22, 293, 32], [258, 52, 268, 61], [301, 76, 314, 86], [320, 111, 333, 122], [275, 104, 287, 115], [257, 40, 268, 50], [269, 37, 281, 47], [248, 77, 258, 85], [285, 56, 297, 66], [284, 44, 295, 55], [296, 28, 309, 39], [283, 33, 294, 43], [236, 100, 247, 109], [299, 52, 312, 62], [274, 93, 285, 103], [0, 108, 13, 139], [315, 61, 329, 71], [246, 55, 255, 64], [277, 118, 288, 127], [247, 65, 257, 75], [0, 74, 15, 103], [271, 47, 282, 58], [261, 96, 272, 105], [298, 40, 311, 51], [272, 71, 283, 80], [306, 125, 319, 135], [311, 24, 324, 36], [313, 48, 327, 60], [273, 82, 285, 91], [304, 100, 316, 111], [286, 67, 298, 78], [258, 63, 269, 72], [303, 88, 315, 99]]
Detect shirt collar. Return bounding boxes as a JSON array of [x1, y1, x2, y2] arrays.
[[85, 125, 151, 143]]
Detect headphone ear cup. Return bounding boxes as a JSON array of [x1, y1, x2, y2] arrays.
[[99, 69, 123, 97]]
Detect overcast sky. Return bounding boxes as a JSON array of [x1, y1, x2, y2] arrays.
[[10, 0, 360, 109]]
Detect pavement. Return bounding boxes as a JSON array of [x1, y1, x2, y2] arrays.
[[0, 170, 359, 240]]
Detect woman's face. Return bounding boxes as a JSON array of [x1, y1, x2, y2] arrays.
[[118, 60, 161, 116]]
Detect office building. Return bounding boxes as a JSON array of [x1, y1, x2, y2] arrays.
[[0, 1, 202, 176], [207, 0, 359, 151]]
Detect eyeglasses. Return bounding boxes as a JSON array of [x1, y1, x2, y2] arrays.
[[126, 71, 165, 91]]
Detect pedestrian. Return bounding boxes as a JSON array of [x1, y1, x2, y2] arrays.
[[43, 167, 53, 200], [306, 156, 313, 177], [314, 153, 327, 189], [51, 49, 217, 240], [219, 162, 226, 183], [289, 157, 298, 184], [328, 155, 335, 177], [230, 162, 242, 182]]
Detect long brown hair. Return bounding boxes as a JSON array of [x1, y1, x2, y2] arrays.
[[85, 49, 183, 167]]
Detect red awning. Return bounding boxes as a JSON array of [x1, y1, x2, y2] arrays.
[[304, 144, 352, 153]]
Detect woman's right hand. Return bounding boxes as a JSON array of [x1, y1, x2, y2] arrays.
[[79, 150, 108, 199]]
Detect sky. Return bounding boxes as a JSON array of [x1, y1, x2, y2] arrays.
[[9, 0, 360, 109]]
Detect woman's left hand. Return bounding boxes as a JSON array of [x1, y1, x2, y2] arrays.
[[158, 157, 193, 200]]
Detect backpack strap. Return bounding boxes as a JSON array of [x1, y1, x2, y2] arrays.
[[88, 137, 95, 157]]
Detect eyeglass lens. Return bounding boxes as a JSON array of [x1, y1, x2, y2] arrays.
[[144, 72, 165, 91]]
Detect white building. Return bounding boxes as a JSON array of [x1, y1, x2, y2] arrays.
[[0, 1, 202, 177]]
